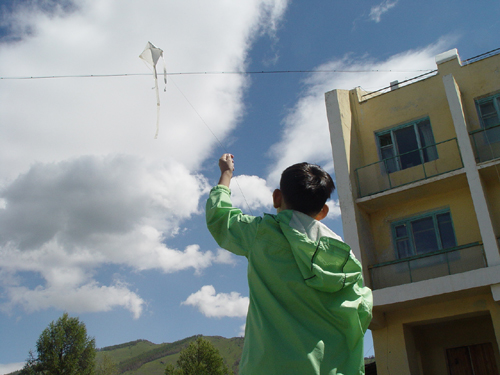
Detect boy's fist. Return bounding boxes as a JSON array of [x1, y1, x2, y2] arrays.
[[219, 153, 235, 174]]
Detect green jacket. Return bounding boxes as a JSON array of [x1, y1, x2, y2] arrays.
[[206, 185, 372, 375]]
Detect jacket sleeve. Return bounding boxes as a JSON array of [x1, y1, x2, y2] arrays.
[[205, 185, 261, 257]]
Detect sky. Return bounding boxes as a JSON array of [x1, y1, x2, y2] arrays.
[[0, 0, 499, 372]]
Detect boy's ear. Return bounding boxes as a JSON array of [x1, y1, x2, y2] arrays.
[[314, 204, 329, 221], [272, 189, 282, 209]]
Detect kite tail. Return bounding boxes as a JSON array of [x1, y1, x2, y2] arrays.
[[163, 60, 167, 92], [154, 65, 160, 139]]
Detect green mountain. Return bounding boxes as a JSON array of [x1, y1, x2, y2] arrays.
[[11, 335, 375, 374], [96, 335, 244, 375], [9, 335, 243, 375]]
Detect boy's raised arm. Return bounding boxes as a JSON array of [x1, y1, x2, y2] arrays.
[[218, 153, 234, 187], [207, 153, 260, 257]]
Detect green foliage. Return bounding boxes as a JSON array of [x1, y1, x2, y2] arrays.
[[165, 337, 232, 375], [164, 363, 180, 375], [20, 313, 96, 375], [95, 353, 118, 375]]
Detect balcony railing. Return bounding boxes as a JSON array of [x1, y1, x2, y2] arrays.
[[369, 242, 486, 290], [355, 138, 463, 198], [470, 124, 500, 163]]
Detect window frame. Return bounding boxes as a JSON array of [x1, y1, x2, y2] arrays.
[[475, 93, 500, 145], [376, 117, 438, 173], [391, 209, 457, 260], [476, 93, 500, 129]]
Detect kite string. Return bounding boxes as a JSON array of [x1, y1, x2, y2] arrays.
[[169, 78, 226, 151], [0, 69, 436, 80], [169, 77, 255, 216]]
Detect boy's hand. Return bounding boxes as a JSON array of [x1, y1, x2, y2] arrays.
[[219, 153, 234, 173], [218, 153, 234, 187]]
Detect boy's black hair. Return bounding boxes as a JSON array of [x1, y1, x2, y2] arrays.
[[280, 163, 335, 216]]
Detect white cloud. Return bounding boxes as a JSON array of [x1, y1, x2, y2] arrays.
[[267, 38, 454, 186], [0, 0, 289, 318], [230, 175, 274, 213], [267, 86, 336, 186], [0, 155, 207, 247], [369, 0, 399, 23], [239, 323, 246, 337], [214, 248, 237, 265], [0, 0, 289, 180], [182, 285, 249, 318], [0, 362, 25, 374], [326, 199, 341, 220], [4, 281, 145, 319], [0, 155, 207, 250], [0, 155, 227, 316]]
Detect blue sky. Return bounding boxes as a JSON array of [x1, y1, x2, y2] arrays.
[[1, 0, 499, 372]]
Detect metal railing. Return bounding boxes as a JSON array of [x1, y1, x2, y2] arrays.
[[360, 70, 437, 100], [358, 48, 500, 101], [369, 242, 486, 290], [470, 123, 500, 163], [355, 138, 463, 198], [462, 47, 500, 65]]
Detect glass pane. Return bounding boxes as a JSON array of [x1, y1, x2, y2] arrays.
[[437, 213, 457, 249], [411, 217, 439, 254], [395, 224, 407, 238], [381, 147, 394, 158], [381, 145, 398, 173], [479, 100, 499, 128], [379, 133, 393, 147], [417, 119, 438, 162], [395, 126, 421, 169], [485, 125, 500, 144], [397, 239, 412, 258], [483, 100, 500, 143]]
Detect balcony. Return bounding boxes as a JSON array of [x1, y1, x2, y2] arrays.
[[369, 243, 486, 290], [355, 138, 463, 198], [470, 124, 500, 163]]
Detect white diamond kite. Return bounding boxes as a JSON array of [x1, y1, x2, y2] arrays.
[[139, 42, 167, 139]]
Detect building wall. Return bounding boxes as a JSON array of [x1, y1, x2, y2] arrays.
[[482, 170, 500, 237], [326, 48, 500, 375], [413, 314, 498, 375], [439, 56, 500, 132], [349, 75, 457, 171], [372, 291, 500, 375], [350, 74, 464, 199], [368, 186, 481, 264]]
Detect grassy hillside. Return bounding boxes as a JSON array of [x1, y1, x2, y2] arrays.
[[96, 335, 244, 375], [11, 335, 373, 374], [8, 335, 243, 375]]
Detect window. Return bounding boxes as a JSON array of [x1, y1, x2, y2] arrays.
[[392, 210, 457, 259], [477, 94, 500, 128], [376, 118, 438, 173], [476, 93, 500, 143]]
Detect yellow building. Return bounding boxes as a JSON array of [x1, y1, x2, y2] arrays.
[[325, 48, 500, 375]]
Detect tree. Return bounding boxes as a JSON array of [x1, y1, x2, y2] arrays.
[[164, 363, 180, 375], [165, 337, 232, 375], [95, 353, 118, 375], [21, 313, 96, 375]]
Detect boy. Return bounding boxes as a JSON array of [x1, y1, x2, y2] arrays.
[[206, 154, 372, 375]]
